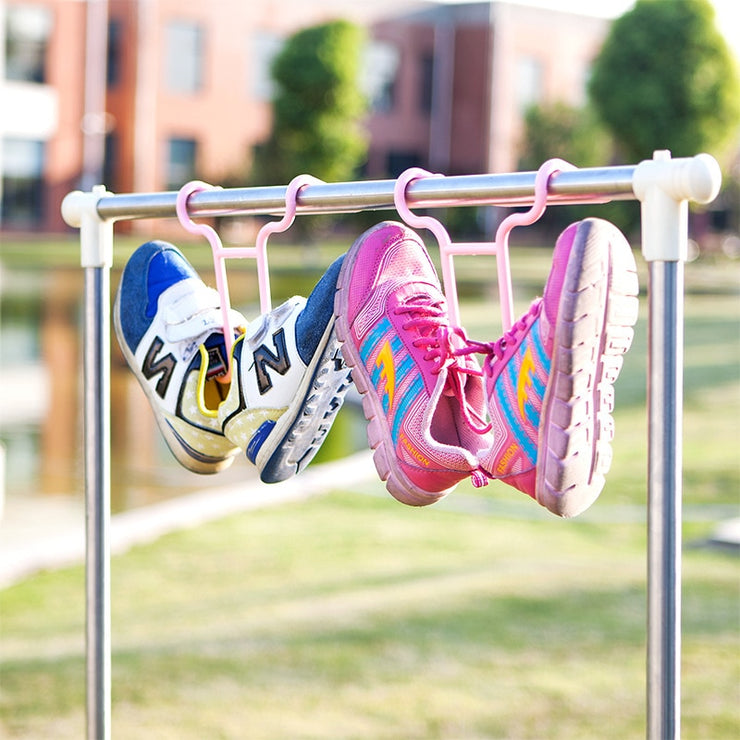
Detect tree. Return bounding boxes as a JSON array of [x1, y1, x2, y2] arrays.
[[518, 102, 638, 236], [518, 101, 612, 171], [253, 20, 368, 186], [588, 0, 740, 163]]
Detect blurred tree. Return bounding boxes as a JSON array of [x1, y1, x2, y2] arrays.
[[518, 101, 612, 170], [517, 101, 639, 236], [588, 0, 740, 164], [252, 20, 368, 187]]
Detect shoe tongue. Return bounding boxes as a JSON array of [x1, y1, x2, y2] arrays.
[[201, 332, 230, 380], [395, 279, 443, 307]]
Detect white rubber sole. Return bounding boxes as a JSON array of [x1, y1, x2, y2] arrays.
[[536, 218, 639, 517]]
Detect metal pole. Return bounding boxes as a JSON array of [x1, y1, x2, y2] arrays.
[[633, 151, 720, 739], [62, 185, 115, 740], [89, 165, 639, 222], [81, 0, 110, 192], [84, 265, 112, 740], [646, 260, 684, 739]]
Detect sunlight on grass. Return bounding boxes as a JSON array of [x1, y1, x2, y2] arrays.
[[2, 490, 738, 738]]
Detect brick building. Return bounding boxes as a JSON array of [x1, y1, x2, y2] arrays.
[[0, 0, 609, 232]]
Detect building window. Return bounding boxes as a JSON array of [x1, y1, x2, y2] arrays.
[[419, 53, 434, 115], [363, 41, 399, 114], [4, 5, 53, 83], [166, 137, 197, 189], [107, 19, 122, 87], [103, 133, 118, 191], [165, 21, 204, 93], [386, 150, 422, 178], [1, 138, 45, 227], [516, 55, 543, 112], [251, 32, 282, 101]]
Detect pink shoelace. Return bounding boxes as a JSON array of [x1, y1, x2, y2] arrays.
[[394, 295, 491, 435], [394, 295, 545, 490], [454, 299, 542, 379]]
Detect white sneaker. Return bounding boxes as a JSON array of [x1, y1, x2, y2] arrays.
[[116, 243, 352, 483], [219, 256, 353, 483], [114, 240, 246, 473]]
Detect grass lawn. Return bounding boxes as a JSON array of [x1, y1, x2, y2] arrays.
[[1, 239, 738, 738], [1, 491, 738, 739]]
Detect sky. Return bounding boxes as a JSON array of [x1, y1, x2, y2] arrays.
[[435, 0, 739, 55]]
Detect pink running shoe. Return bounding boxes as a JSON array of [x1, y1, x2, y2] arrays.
[[334, 222, 491, 506], [471, 218, 639, 517]]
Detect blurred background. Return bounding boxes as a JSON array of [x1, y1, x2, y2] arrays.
[[0, 0, 738, 560], [1, 2, 739, 737]]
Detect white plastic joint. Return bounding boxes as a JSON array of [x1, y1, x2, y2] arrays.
[[61, 185, 114, 268], [633, 150, 722, 262]]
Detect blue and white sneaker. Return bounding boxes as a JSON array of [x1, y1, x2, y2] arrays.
[[218, 255, 353, 483], [115, 242, 352, 482], [114, 240, 246, 474]]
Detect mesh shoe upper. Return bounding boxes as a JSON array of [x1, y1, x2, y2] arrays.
[[334, 222, 491, 506]]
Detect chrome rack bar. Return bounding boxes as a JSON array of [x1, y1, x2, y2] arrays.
[[87, 165, 638, 222], [61, 153, 721, 740]]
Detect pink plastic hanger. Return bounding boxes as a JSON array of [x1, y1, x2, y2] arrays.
[[176, 174, 323, 380], [393, 158, 576, 331]]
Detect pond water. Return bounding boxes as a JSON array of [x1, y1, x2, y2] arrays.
[[0, 262, 365, 521]]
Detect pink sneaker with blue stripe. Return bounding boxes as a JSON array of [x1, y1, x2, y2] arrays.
[[334, 222, 491, 506], [471, 218, 639, 517]]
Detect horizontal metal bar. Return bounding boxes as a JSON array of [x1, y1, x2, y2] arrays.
[[94, 165, 638, 222]]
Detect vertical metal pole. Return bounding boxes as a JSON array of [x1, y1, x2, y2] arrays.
[[84, 265, 111, 740], [647, 260, 683, 740], [81, 0, 110, 192], [62, 185, 115, 740]]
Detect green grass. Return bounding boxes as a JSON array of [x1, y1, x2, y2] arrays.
[[1, 492, 738, 738], [1, 242, 739, 738]]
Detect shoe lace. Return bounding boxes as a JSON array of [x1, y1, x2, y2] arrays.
[[395, 295, 491, 435], [454, 299, 541, 378]]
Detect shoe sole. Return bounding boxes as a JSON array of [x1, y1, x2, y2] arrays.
[[334, 224, 453, 507], [113, 290, 236, 475], [256, 319, 353, 484], [537, 218, 639, 517]]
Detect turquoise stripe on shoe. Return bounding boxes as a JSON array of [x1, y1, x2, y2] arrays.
[[359, 317, 392, 366], [391, 372, 424, 445], [496, 329, 553, 464]]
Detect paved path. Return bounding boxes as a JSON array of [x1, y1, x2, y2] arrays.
[[2, 448, 737, 589], [0, 450, 378, 588]]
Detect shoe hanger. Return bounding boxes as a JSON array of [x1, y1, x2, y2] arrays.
[[176, 174, 323, 380], [393, 158, 575, 331]]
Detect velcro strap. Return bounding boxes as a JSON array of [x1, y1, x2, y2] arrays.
[[165, 286, 220, 324], [164, 288, 244, 343]]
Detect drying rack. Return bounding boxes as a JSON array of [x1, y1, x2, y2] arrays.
[[61, 150, 721, 740]]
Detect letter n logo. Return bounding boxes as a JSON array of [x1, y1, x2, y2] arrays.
[[142, 337, 176, 399], [253, 328, 291, 394]]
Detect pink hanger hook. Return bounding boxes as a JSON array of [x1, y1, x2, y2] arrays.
[[176, 180, 239, 382], [394, 168, 464, 325], [492, 157, 576, 329], [393, 168, 450, 250], [393, 159, 576, 332], [175, 174, 323, 381], [176, 179, 222, 242], [252, 173, 324, 315], [495, 157, 576, 238]]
